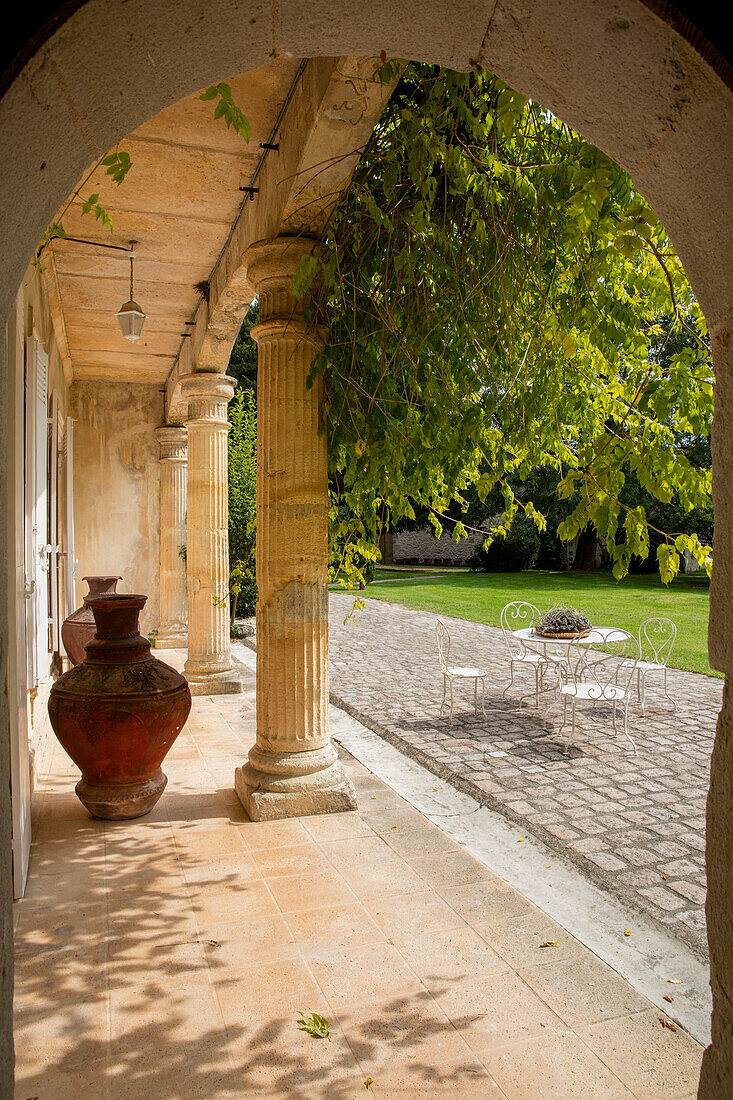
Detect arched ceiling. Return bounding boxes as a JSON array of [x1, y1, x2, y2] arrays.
[[42, 58, 303, 383]]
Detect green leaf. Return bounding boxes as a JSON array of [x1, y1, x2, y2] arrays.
[[297, 1012, 331, 1039]]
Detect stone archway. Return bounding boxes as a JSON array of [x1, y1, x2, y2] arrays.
[[1, 2, 732, 1094]]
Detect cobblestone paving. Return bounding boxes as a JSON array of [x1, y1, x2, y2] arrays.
[[328, 594, 720, 958]]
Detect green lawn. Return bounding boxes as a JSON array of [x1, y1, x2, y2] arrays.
[[358, 570, 716, 678]]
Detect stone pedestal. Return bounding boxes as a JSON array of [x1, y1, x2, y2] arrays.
[[182, 373, 242, 695], [234, 237, 356, 819], [155, 426, 188, 649]]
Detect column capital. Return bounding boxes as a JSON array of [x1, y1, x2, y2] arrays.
[[243, 236, 320, 330], [243, 236, 320, 291], [156, 425, 188, 461], [180, 372, 237, 404], [182, 372, 237, 430]]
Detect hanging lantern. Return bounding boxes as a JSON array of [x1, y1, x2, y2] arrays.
[[116, 244, 146, 341]]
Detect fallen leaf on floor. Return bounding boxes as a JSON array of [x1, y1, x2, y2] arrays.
[[664, 995, 674, 1003], [370, 796, 377, 800], [668, 978, 683, 984], [565, 844, 574, 849], [518, 838, 525, 843], [545, 864, 550, 868], [433, 786, 439, 790], [391, 826, 398, 830], [659, 1017, 678, 1032], [364, 1079, 374, 1090], [540, 940, 560, 948], [297, 1012, 330, 1039], [624, 929, 632, 936]]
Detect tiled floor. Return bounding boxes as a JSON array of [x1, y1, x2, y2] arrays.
[[14, 665, 704, 1098]]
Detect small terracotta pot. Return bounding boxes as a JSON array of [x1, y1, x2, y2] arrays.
[[61, 576, 122, 665], [48, 593, 191, 820]]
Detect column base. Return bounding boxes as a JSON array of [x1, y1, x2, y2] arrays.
[[234, 742, 357, 820], [155, 630, 188, 650], [184, 665, 243, 696]]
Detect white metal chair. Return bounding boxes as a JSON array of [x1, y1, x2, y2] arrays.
[[500, 601, 568, 707], [558, 629, 640, 754], [436, 620, 486, 726], [635, 617, 677, 715]]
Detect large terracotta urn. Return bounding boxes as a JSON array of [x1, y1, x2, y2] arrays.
[[48, 593, 191, 819], [61, 575, 122, 665]]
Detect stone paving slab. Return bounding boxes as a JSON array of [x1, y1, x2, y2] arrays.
[[328, 594, 720, 958]]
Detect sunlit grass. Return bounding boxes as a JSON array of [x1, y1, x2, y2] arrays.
[[354, 569, 715, 677]]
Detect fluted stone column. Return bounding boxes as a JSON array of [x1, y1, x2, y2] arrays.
[[182, 373, 242, 695], [155, 426, 188, 649], [234, 237, 356, 819]]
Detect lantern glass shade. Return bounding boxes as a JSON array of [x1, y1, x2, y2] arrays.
[[116, 299, 146, 341]]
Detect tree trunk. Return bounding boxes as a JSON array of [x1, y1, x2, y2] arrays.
[[572, 525, 598, 571]]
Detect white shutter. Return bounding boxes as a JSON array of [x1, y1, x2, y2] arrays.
[[49, 391, 60, 653], [63, 417, 77, 618], [32, 343, 50, 683]]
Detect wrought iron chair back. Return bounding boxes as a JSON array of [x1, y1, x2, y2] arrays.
[[436, 620, 450, 672], [500, 601, 541, 658], [566, 629, 639, 698], [639, 617, 677, 666]]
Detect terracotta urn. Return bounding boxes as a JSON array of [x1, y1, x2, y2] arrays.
[[61, 576, 122, 666], [48, 593, 191, 820]]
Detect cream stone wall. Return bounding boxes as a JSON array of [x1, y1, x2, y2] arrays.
[[70, 382, 161, 636]]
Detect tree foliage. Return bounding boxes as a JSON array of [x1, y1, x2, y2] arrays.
[[305, 62, 712, 587], [228, 300, 259, 396], [227, 388, 257, 618]]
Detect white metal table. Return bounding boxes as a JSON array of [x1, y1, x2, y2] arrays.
[[510, 626, 620, 704], [512, 626, 619, 649]]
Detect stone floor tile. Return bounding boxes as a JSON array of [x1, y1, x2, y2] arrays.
[[369, 1055, 504, 1099], [187, 878, 280, 926], [265, 867, 357, 913], [237, 817, 311, 850], [431, 970, 567, 1052], [285, 903, 386, 956], [480, 1031, 635, 1099], [308, 941, 425, 1008], [390, 926, 510, 989], [517, 952, 650, 1027], [200, 911, 299, 973], [301, 811, 376, 843], [227, 1014, 362, 1098], [380, 822, 459, 859], [15, 1065, 114, 1100], [335, 992, 470, 1073], [365, 890, 469, 939], [476, 911, 590, 970], [250, 842, 334, 879], [335, 854, 428, 900], [214, 957, 329, 1023], [579, 1008, 704, 1099], [409, 849, 496, 890], [439, 879, 536, 928], [14, 998, 110, 1074]]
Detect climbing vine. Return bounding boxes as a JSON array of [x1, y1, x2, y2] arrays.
[[301, 62, 712, 586]]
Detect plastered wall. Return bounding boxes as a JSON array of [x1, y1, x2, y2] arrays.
[[70, 381, 161, 636]]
